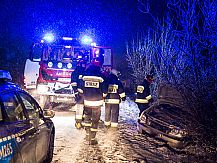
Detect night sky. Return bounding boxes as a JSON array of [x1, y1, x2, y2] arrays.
[[0, 0, 166, 51], [0, 0, 165, 82]]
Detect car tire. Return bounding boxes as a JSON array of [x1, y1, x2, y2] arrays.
[[43, 130, 55, 163]]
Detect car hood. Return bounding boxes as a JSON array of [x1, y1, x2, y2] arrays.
[[156, 83, 184, 108], [147, 109, 186, 128]]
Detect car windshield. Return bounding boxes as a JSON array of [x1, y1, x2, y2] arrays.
[[42, 46, 86, 62]]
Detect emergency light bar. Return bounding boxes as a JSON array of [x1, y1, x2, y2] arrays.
[[64, 46, 71, 48], [62, 37, 73, 41], [0, 70, 12, 81]]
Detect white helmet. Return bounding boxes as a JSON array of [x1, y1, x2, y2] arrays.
[[111, 69, 120, 76]]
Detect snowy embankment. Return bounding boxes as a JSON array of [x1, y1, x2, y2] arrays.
[[51, 98, 183, 163]]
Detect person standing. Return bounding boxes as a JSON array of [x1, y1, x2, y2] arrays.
[[135, 75, 154, 117], [103, 69, 126, 129], [79, 59, 105, 145], [71, 60, 86, 129]]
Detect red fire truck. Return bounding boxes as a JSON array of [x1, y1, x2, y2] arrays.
[[24, 34, 113, 109]]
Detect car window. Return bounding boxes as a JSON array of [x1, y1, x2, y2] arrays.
[[1, 92, 26, 122], [19, 92, 40, 119]]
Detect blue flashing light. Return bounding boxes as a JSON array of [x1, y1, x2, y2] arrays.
[[81, 35, 93, 45], [0, 70, 12, 81], [43, 33, 55, 43]]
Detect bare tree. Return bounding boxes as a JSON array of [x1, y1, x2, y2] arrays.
[[126, 31, 155, 85], [127, 0, 217, 161]]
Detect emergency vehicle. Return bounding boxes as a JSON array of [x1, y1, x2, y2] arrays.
[[0, 70, 55, 162], [24, 34, 113, 109]]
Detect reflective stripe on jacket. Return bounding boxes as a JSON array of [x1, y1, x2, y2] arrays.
[[135, 79, 152, 104], [102, 74, 125, 104], [80, 64, 105, 106]]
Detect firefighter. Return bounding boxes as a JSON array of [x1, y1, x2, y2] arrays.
[[103, 69, 126, 129], [79, 58, 105, 145], [71, 60, 86, 129], [135, 75, 154, 117]]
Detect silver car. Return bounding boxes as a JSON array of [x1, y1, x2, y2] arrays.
[[137, 84, 189, 148]]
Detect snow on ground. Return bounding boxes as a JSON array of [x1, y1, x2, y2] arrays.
[[51, 98, 184, 163]]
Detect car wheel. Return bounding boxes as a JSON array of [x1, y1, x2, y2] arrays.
[[43, 130, 55, 163]]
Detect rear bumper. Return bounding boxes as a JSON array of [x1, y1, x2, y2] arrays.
[[52, 95, 76, 103], [39, 93, 76, 104], [137, 121, 186, 148]]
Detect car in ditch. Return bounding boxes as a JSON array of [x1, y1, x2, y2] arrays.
[[137, 84, 190, 149], [0, 70, 55, 163]]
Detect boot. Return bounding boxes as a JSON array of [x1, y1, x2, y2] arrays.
[[90, 138, 98, 145], [85, 128, 91, 141], [85, 133, 90, 141], [75, 122, 83, 129], [105, 125, 110, 131]]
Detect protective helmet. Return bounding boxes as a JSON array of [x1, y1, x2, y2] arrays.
[[77, 59, 86, 67], [111, 69, 120, 76], [146, 74, 154, 83]]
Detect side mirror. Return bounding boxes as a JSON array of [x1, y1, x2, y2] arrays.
[[43, 109, 55, 118]]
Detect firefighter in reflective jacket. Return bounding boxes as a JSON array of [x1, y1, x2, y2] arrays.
[[135, 75, 154, 117], [71, 60, 86, 129], [79, 59, 105, 145], [103, 69, 126, 129]]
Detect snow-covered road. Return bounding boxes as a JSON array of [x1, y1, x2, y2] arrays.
[[51, 98, 183, 163]]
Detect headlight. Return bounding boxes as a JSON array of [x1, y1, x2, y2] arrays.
[[169, 128, 187, 138], [57, 62, 63, 68], [48, 62, 53, 68], [140, 114, 147, 123], [171, 128, 180, 134], [67, 63, 72, 69]]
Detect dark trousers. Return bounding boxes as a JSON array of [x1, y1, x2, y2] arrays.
[[84, 107, 101, 139], [137, 103, 149, 117], [105, 103, 119, 124], [75, 94, 84, 123]]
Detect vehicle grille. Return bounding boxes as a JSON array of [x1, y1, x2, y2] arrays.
[[149, 120, 169, 133]]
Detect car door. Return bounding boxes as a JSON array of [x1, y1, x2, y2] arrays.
[[18, 92, 50, 163], [0, 97, 23, 163], [1, 92, 37, 163]]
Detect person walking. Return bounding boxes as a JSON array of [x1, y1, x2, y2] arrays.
[[103, 69, 126, 129], [79, 58, 105, 145], [71, 60, 86, 129], [135, 75, 154, 117]]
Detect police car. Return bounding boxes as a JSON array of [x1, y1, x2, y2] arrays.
[[0, 70, 55, 163]]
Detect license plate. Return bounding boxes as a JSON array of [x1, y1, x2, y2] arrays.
[[57, 97, 68, 101], [58, 78, 71, 82]]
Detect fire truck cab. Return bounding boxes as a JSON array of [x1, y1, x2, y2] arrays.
[[24, 35, 112, 109]]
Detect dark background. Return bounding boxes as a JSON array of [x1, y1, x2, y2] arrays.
[[0, 0, 166, 84]]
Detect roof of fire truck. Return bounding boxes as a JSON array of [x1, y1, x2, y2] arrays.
[[41, 34, 94, 47]]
